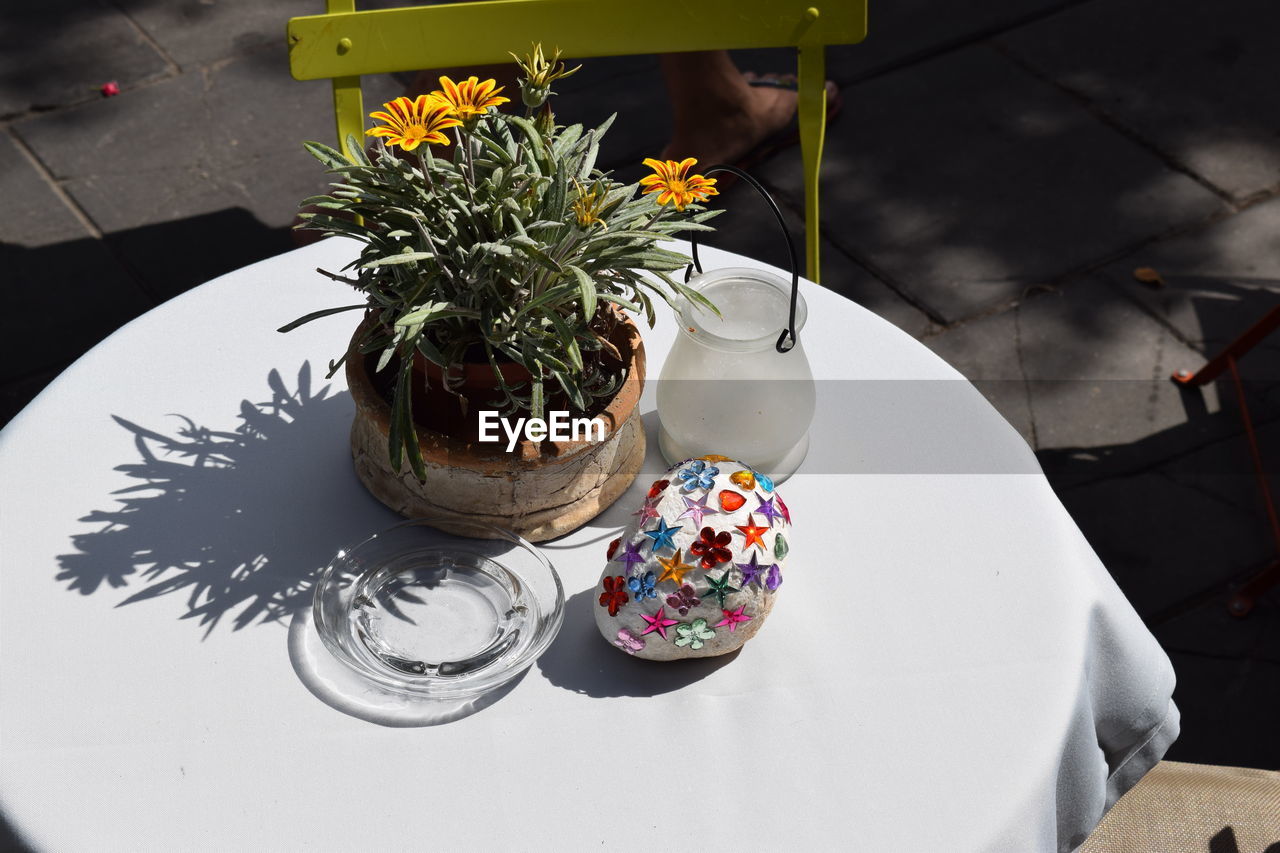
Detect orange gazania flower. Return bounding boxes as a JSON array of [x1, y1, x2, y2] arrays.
[[639, 158, 718, 211], [430, 75, 510, 119], [366, 95, 462, 151]]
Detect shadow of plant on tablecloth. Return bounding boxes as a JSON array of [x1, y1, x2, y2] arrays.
[[55, 362, 393, 635]]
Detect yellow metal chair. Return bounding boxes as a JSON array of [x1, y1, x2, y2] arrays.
[[286, 0, 867, 283]]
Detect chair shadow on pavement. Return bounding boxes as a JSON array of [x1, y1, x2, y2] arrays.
[[54, 361, 396, 636], [1032, 278, 1280, 771]]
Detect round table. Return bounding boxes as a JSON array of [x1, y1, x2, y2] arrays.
[[0, 239, 1178, 852]]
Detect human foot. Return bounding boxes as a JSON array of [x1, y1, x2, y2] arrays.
[[660, 73, 838, 167]]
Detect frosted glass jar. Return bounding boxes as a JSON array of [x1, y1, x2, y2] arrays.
[[656, 267, 815, 482]]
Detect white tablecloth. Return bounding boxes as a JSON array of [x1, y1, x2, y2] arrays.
[[0, 239, 1177, 852]]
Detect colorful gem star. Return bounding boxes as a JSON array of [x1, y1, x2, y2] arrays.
[[736, 552, 765, 588], [613, 540, 646, 574], [765, 563, 783, 591], [656, 549, 695, 585], [674, 617, 716, 649], [703, 571, 740, 607], [632, 496, 661, 522], [639, 606, 680, 639], [735, 513, 769, 551], [643, 518, 681, 552], [754, 492, 784, 526], [678, 493, 720, 527], [715, 606, 753, 632]]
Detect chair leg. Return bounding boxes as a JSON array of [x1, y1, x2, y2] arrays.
[[797, 45, 826, 284]]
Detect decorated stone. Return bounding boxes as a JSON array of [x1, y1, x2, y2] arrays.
[[594, 456, 793, 660]]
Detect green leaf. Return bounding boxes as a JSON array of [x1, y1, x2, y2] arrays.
[[395, 300, 477, 326], [345, 134, 371, 167], [302, 140, 351, 170], [507, 235, 563, 273], [546, 312, 584, 372], [507, 115, 546, 165], [565, 264, 597, 323], [359, 251, 435, 269], [276, 303, 366, 333]]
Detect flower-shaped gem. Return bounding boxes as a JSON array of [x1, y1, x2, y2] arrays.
[[674, 618, 716, 650], [715, 606, 752, 632], [639, 606, 680, 640], [656, 549, 694, 586], [599, 576, 629, 616], [606, 537, 620, 560], [643, 518, 681, 552], [614, 628, 645, 654], [677, 459, 718, 493], [627, 571, 657, 601], [689, 526, 733, 569], [666, 584, 701, 616]]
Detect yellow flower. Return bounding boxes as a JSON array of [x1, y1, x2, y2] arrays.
[[431, 75, 510, 119], [366, 95, 462, 151], [639, 157, 718, 211], [570, 179, 609, 229]]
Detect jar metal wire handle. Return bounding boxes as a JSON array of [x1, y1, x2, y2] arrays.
[[683, 164, 801, 354]]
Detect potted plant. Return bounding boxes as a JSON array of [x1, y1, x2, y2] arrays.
[[281, 46, 721, 541]]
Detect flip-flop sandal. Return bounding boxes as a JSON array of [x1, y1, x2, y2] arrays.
[[733, 73, 843, 174]]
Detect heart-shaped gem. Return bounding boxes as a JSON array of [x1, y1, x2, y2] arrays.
[[729, 470, 756, 490], [756, 472, 775, 492], [647, 479, 670, 499], [719, 490, 746, 512], [774, 532, 789, 560]]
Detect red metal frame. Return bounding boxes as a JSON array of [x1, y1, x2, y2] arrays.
[[1172, 306, 1280, 616]]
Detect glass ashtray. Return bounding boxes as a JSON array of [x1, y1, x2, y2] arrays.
[[313, 518, 564, 700]]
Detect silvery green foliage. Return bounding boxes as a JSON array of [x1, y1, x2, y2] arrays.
[[284, 111, 719, 478]]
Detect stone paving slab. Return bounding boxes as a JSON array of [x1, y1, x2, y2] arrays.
[[12, 54, 398, 300], [921, 311, 1036, 445], [825, 0, 1070, 83], [1095, 195, 1280, 356], [998, 0, 1280, 201], [1018, 277, 1213, 451], [0, 133, 151, 383], [756, 44, 1225, 325], [118, 0, 317, 70], [1056, 469, 1270, 616], [0, 0, 170, 118], [1164, 647, 1280, 769]]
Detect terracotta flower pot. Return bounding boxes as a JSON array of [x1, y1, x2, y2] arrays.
[[346, 313, 647, 541]]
